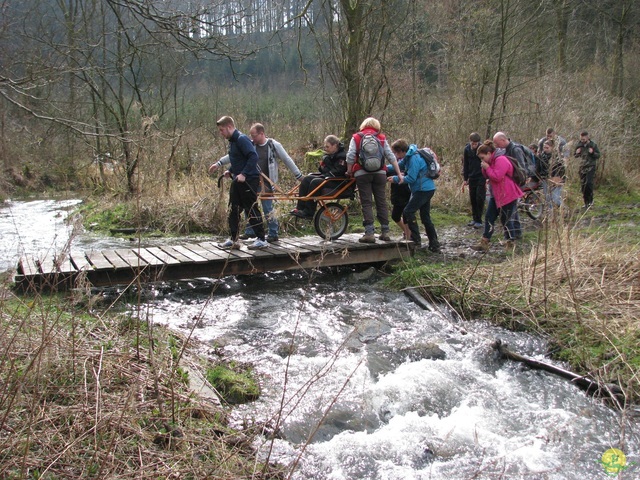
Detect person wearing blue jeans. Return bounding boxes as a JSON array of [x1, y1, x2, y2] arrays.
[[536, 139, 566, 211], [212, 123, 302, 242], [388, 139, 440, 252], [471, 140, 523, 253], [483, 196, 519, 243], [493, 132, 524, 239]]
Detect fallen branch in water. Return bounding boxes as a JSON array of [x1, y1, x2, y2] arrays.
[[403, 286, 436, 312], [491, 338, 626, 408], [403, 287, 467, 334]]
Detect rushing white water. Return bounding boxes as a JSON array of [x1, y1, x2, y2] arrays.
[[0, 198, 83, 272], [144, 273, 640, 480], [2, 198, 638, 479]]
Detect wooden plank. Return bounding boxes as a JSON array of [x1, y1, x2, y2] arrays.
[[275, 240, 315, 255], [245, 247, 273, 259], [135, 248, 169, 266], [170, 245, 208, 263], [115, 248, 149, 268], [86, 250, 115, 270], [144, 246, 182, 265], [192, 242, 232, 260], [258, 242, 299, 256], [199, 241, 253, 260], [181, 243, 226, 261], [19, 256, 39, 276], [312, 241, 354, 256], [36, 252, 76, 274], [70, 253, 94, 272], [284, 237, 327, 253], [54, 254, 76, 274], [36, 252, 56, 274], [158, 245, 194, 263], [102, 250, 132, 269]]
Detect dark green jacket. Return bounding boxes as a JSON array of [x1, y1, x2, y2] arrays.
[[574, 140, 600, 170]]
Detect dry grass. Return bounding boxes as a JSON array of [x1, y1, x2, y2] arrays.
[[409, 211, 640, 404], [0, 286, 275, 479]]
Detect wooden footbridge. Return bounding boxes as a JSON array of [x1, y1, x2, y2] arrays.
[[14, 234, 414, 291]]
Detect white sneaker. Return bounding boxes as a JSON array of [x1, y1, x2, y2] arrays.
[[248, 239, 269, 250], [219, 239, 241, 249]]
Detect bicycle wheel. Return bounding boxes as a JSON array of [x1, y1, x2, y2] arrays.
[[314, 202, 349, 240], [523, 190, 543, 220]]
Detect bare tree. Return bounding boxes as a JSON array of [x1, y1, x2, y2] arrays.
[[484, 0, 544, 136], [0, 0, 258, 195], [305, 0, 410, 138]]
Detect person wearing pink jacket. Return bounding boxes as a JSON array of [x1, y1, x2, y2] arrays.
[[471, 140, 523, 253]]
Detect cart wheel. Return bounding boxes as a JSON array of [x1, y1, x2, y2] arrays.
[[523, 190, 543, 220], [314, 202, 348, 240]]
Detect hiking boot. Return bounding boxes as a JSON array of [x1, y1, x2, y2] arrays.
[[428, 244, 441, 253], [267, 235, 279, 243], [290, 209, 313, 219], [505, 240, 515, 253], [473, 222, 484, 229], [471, 238, 490, 252], [219, 239, 242, 250], [467, 220, 476, 227], [248, 239, 269, 250], [358, 233, 376, 244], [378, 233, 392, 242]]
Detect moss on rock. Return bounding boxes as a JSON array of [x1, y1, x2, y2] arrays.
[[206, 363, 260, 405]]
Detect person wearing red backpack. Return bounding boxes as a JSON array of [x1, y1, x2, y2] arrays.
[[346, 117, 403, 243]]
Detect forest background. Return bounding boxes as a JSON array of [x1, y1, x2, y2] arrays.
[[1, 0, 639, 229], [1, 2, 640, 476]]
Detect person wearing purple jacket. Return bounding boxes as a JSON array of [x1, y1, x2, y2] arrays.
[[471, 140, 523, 253]]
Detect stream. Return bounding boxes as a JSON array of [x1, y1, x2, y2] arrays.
[[2, 198, 638, 479]]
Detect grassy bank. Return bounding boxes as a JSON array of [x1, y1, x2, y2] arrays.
[[0, 287, 278, 479], [389, 188, 640, 405]]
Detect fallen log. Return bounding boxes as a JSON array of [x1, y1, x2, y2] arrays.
[[109, 227, 149, 235], [403, 287, 468, 334], [403, 287, 436, 312], [492, 338, 625, 408]]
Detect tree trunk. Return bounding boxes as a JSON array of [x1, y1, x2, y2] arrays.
[[611, 12, 626, 97], [486, 0, 509, 138], [555, 0, 571, 73], [339, 0, 366, 138]]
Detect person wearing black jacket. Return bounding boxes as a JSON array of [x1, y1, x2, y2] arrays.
[[388, 139, 412, 240], [208, 116, 267, 250], [291, 135, 348, 218], [574, 130, 601, 209], [462, 132, 485, 228]]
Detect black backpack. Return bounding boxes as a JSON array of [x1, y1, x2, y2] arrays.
[[518, 143, 537, 177], [505, 156, 527, 186], [416, 147, 441, 179], [357, 133, 385, 172]]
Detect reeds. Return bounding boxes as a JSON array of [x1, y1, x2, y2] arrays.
[[410, 209, 640, 404], [0, 285, 270, 479]]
